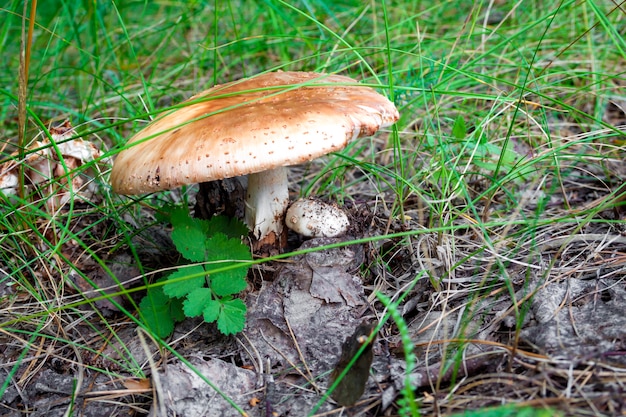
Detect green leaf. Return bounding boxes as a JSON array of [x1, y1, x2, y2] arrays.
[[138, 286, 175, 338], [171, 212, 210, 262], [203, 298, 221, 323], [154, 203, 175, 224], [169, 205, 191, 225], [183, 287, 213, 317], [473, 141, 520, 174], [452, 115, 466, 139], [170, 296, 186, 322], [197, 296, 246, 335], [206, 216, 249, 239], [499, 142, 520, 169], [216, 297, 247, 335], [145, 209, 251, 337], [205, 233, 252, 296], [163, 265, 207, 298]]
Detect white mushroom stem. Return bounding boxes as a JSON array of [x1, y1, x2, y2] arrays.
[[244, 167, 290, 241]]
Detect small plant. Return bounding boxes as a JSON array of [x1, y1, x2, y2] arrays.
[[139, 205, 252, 338], [377, 292, 420, 417]]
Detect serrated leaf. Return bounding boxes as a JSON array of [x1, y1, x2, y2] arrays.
[[154, 203, 180, 224], [171, 224, 208, 262], [183, 287, 213, 317], [206, 215, 249, 239], [139, 287, 175, 338], [203, 299, 221, 323], [212, 269, 249, 296], [171, 211, 210, 262], [168, 205, 195, 226], [163, 265, 207, 298], [205, 233, 252, 296], [217, 298, 247, 335]]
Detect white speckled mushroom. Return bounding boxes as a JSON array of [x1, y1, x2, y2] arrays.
[[286, 198, 350, 238], [110, 71, 399, 250]]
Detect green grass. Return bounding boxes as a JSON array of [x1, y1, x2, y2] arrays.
[[1, 1, 625, 416]]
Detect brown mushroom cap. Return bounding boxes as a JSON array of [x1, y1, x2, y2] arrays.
[[110, 71, 399, 195]]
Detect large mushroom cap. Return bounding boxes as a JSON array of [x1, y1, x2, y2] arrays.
[[110, 71, 399, 195]]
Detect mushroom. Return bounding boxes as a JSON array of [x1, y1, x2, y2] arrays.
[[1, 121, 106, 210], [110, 71, 399, 250], [286, 198, 350, 238]]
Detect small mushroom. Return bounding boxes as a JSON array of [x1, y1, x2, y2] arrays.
[[0, 121, 106, 210], [286, 198, 349, 238], [110, 71, 399, 250]]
